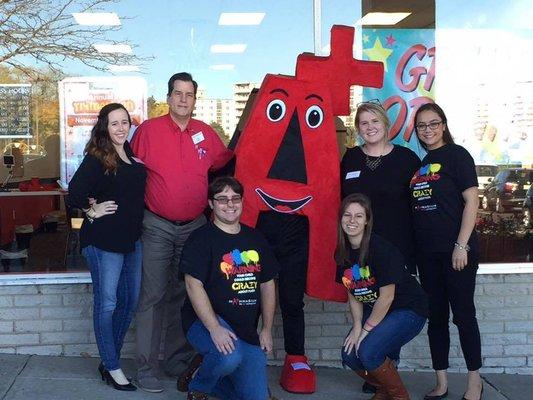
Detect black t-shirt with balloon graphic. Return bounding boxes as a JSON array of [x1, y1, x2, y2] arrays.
[[336, 234, 428, 317], [180, 222, 279, 345]]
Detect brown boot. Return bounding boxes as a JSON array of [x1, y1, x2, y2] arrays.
[[187, 390, 208, 400], [368, 358, 409, 400], [177, 354, 204, 392], [355, 369, 390, 400]]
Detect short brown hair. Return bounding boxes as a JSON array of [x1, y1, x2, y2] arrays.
[[208, 176, 244, 199]]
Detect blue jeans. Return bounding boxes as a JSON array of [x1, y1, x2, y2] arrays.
[[186, 318, 268, 400], [342, 309, 426, 371], [83, 241, 142, 371]]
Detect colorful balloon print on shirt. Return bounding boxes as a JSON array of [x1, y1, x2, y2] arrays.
[[342, 262, 378, 303], [219, 249, 262, 279], [220, 262, 232, 279], [410, 163, 441, 187], [342, 263, 372, 290]]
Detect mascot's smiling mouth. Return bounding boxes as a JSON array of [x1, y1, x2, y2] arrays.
[[255, 188, 313, 213]]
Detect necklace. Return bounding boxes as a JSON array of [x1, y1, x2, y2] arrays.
[[365, 153, 382, 170]]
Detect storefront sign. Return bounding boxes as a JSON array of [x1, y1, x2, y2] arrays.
[[0, 84, 31, 138], [362, 29, 435, 157]]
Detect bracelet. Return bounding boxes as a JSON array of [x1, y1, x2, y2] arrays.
[[362, 327, 371, 333], [86, 205, 96, 223], [454, 242, 470, 252], [365, 320, 376, 328]]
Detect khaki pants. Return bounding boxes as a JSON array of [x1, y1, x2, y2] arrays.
[[135, 209, 206, 378]]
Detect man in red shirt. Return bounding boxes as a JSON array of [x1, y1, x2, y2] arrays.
[[131, 72, 232, 393]]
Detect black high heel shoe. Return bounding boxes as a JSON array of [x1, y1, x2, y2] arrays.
[[98, 362, 105, 381], [103, 369, 137, 391], [423, 389, 448, 399]]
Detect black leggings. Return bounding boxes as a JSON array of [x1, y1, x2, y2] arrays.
[[417, 251, 482, 371], [257, 212, 309, 355]]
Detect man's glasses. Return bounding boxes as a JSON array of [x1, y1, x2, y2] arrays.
[[415, 121, 443, 132], [213, 196, 242, 205]]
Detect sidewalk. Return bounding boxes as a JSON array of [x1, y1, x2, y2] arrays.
[[0, 354, 530, 400]]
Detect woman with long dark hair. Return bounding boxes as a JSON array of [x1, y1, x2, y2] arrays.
[[68, 103, 146, 391], [412, 103, 482, 400], [336, 193, 427, 400]]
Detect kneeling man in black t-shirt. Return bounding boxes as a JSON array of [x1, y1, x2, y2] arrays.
[[180, 176, 279, 400]]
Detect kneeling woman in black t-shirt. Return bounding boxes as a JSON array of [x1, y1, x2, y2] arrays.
[[336, 193, 428, 400]]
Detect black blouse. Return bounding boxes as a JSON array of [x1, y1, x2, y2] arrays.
[[341, 145, 421, 273], [68, 143, 146, 253]]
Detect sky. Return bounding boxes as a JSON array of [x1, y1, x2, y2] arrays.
[[63, 0, 361, 100], [19, 0, 533, 101]]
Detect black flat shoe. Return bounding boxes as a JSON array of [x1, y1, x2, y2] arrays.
[[462, 384, 483, 400], [423, 389, 448, 399], [103, 370, 137, 391]]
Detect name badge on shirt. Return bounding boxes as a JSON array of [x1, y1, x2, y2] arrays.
[[345, 171, 361, 179], [192, 131, 205, 145]]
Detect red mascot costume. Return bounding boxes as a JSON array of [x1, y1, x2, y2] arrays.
[[232, 25, 384, 393]]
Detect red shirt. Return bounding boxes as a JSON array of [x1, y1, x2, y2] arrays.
[[131, 114, 232, 221]]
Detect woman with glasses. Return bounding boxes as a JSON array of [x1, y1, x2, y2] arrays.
[[412, 103, 482, 400], [341, 102, 420, 277], [68, 103, 146, 391]]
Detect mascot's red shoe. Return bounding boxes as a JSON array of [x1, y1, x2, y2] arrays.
[[279, 354, 316, 394]]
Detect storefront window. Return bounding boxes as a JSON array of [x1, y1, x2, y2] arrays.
[[322, 0, 532, 264], [0, 0, 315, 273], [0, 0, 531, 275], [436, 0, 533, 263]]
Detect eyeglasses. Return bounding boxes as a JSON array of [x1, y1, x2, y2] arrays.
[[213, 196, 242, 205], [416, 121, 443, 131], [356, 98, 383, 108]]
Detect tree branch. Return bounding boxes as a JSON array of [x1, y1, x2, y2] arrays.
[[0, 0, 151, 79]]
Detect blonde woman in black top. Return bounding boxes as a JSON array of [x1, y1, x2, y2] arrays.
[[69, 103, 146, 391], [341, 102, 420, 275]]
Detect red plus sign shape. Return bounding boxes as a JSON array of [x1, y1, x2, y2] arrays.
[[296, 25, 384, 116]]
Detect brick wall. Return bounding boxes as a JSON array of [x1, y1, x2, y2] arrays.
[[1, 273, 532, 374]]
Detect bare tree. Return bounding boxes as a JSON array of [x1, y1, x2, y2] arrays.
[[0, 0, 151, 79]]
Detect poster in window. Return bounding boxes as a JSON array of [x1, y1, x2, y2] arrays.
[[58, 77, 147, 187]]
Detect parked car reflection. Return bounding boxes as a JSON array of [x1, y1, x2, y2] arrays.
[[481, 168, 532, 213], [523, 186, 532, 228], [475, 164, 498, 192]]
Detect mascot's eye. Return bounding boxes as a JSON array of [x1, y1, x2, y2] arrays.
[[305, 105, 324, 128], [266, 99, 286, 122]]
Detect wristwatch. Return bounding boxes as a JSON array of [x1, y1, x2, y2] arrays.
[[454, 242, 470, 252]]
